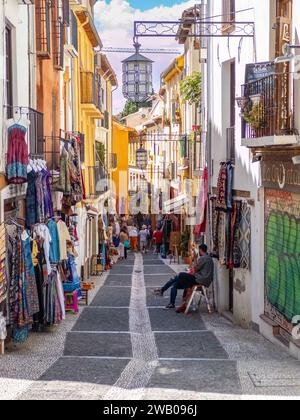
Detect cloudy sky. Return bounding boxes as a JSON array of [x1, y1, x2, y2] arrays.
[[94, 0, 196, 113]]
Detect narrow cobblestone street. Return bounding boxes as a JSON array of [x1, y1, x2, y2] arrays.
[[0, 254, 299, 400]]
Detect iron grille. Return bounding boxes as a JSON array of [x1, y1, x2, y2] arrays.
[[35, 0, 51, 58], [102, 111, 110, 129], [29, 108, 44, 155], [81, 72, 101, 111], [87, 166, 109, 197], [53, 18, 65, 70], [110, 153, 117, 170], [241, 73, 295, 139]]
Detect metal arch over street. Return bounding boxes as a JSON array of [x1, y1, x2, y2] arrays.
[[134, 21, 255, 39]]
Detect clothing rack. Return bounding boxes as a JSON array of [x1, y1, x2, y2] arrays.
[[3, 105, 36, 116], [220, 160, 235, 167], [210, 193, 254, 207]]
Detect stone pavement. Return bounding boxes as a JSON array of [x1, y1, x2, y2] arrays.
[[1, 253, 300, 400]]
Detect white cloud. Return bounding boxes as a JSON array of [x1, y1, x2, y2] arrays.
[[94, 0, 195, 113]]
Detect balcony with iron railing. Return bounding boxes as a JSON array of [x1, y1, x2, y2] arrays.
[[110, 153, 117, 171], [80, 71, 103, 115], [86, 165, 109, 198], [240, 73, 298, 148]]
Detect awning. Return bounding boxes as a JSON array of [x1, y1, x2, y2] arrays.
[[163, 194, 190, 214]]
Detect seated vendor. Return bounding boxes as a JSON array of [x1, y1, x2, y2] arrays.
[[154, 244, 214, 310]]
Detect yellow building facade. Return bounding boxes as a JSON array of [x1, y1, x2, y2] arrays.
[[112, 120, 135, 215]]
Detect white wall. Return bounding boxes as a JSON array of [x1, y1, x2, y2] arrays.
[[0, 1, 35, 173], [207, 0, 275, 327]]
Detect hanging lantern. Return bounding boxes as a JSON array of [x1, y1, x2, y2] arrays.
[[122, 40, 154, 103], [136, 146, 148, 170]]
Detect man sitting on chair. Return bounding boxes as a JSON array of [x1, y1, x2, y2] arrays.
[[155, 244, 214, 310]]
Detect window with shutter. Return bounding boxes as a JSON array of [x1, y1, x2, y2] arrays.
[[222, 0, 235, 33], [35, 0, 51, 58]]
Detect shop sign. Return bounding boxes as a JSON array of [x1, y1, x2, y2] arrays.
[[262, 160, 300, 194]]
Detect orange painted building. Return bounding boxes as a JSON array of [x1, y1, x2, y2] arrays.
[[35, 0, 65, 161]]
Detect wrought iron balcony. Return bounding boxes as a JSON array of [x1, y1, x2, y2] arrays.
[[240, 73, 297, 147], [86, 165, 109, 198], [35, 0, 51, 58], [53, 18, 65, 70], [80, 72, 102, 112], [110, 153, 117, 170]]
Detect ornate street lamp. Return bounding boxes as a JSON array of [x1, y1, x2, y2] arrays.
[[136, 145, 148, 170], [122, 40, 154, 104]]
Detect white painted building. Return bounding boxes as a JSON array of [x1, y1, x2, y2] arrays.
[[0, 0, 37, 220], [206, 0, 300, 358]]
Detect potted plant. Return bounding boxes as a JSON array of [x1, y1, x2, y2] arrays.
[[243, 102, 266, 131]]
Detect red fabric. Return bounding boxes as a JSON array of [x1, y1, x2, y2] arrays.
[[153, 230, 163, 245], [6, 125, 29, 184], [195, 167, 208, 235]]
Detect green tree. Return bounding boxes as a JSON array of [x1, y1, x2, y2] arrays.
[[180, 72, 202, 106], [122, 100, 138, 117]]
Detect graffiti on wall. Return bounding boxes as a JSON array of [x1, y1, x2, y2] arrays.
[[265, 189, 300, 330]]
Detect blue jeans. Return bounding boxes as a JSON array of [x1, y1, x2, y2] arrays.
[[162, 273, 198, 305]]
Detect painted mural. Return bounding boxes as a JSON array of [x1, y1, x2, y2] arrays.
[[265, 189, 300, 332]]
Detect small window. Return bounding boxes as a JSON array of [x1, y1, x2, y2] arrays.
[[222, 0, 235, 33], [5, 25, 13, 119]]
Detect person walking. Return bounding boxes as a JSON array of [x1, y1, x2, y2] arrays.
[[119, 229, 129, 260], [147, 225, 153, 252], [139, 225, 149, 254], [129, 225, 138, 252], [153, 227, 163, 254]]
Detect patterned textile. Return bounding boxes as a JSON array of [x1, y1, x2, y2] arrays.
[[216, 163, 228, 212], [54, 147, 71, 194], [42, 169, 54, 220], [6, 121, 29, 185], [226, 204, 235, 269], [6, 224, 21, 326], [22, 236, 39, 317], [210, 197, 219, 256], [36, 172, 45, 223], [195, 167, 208, 234], [0, 223, 7, 306], [239, 203, 251, 270], [218, 212, 227, 265], [226, 163, 234, 211], [26, 170, 38, 227], [233, 201, 242, 268]]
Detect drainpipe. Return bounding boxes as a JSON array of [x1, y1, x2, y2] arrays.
[[81, 12, 90, 29], [28, 4, 31, 108]]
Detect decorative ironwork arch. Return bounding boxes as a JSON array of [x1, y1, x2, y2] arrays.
[[134, 20, 255, 39]]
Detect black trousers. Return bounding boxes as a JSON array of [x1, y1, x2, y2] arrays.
[[162, 273, 198, 305]]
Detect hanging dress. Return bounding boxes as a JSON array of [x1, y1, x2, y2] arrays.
[[6, 118, 30, 185]]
